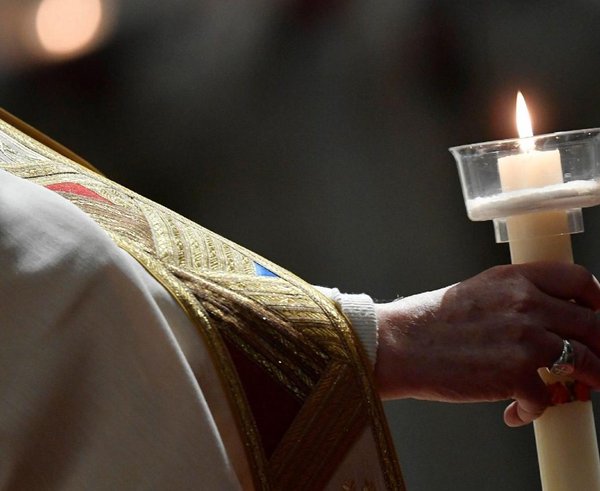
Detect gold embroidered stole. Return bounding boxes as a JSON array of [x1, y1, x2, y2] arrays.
[[0, 113, 404, 490]]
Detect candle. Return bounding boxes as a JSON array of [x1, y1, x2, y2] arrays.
[[498, 92, 600, 490], [497, 92, 572, 263]]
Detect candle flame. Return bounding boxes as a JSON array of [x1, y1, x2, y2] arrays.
[[516, 91, 534, 151]]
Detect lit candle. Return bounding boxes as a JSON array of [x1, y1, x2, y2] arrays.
[[498, 92, 600, 490], [498, 92, 573, 263]]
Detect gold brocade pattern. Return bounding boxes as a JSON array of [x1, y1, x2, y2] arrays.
[[0, 113, 405, 490]]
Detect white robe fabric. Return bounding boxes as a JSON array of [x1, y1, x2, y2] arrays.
[[0, 169, 377, 490]]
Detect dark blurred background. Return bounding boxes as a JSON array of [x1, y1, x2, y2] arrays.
[[3, 0, 600, 489]]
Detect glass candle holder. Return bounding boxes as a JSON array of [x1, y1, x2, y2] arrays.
[[450, 128, 600, 242]]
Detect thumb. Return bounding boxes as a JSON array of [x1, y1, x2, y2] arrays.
[[504, 377, 550, 427]]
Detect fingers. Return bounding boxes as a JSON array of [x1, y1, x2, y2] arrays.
[[515, 262, 600, 310], [542, 335, 600, 389], [501, 262, 600, 355], [569, 338, 600, 389], [505, 338, 600, 427], [504, 375, 550, 427], [504, 402, 539, 427], [534, 297, 600, 356]]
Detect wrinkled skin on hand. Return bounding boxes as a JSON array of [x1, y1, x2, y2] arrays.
[[374, 262, 600, 427]]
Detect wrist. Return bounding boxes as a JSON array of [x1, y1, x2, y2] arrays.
[[374, 287, 449, 400]]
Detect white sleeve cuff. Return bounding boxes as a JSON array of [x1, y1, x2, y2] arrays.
[[315, 286, 378, 366]]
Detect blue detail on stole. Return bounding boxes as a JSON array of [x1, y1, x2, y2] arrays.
[[254, 262, 278, 278]]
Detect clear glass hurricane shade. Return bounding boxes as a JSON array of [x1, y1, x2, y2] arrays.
[[449, 128, 600, 222]]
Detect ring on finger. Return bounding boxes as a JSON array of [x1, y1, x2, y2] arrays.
[[550, 339, 575, 376]]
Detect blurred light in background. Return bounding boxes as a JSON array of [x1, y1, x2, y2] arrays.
[[0, 0, 117, 72], [35, 0, 103, 57]]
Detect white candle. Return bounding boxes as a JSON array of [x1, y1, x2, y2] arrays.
[[497, 92, 600, 490], [498, 145, 572, 264]]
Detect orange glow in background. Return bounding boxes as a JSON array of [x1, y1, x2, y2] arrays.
[[34, 0, 104, 57]]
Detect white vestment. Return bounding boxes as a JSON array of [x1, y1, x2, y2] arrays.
[[0, 169, 377, 490]]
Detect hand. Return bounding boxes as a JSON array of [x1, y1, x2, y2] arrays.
[[374, 262, 600, 426]]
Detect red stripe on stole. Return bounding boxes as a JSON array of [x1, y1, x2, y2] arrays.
[[46, 182, 112, 204]]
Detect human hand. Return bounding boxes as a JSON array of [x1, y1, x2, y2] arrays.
[[373, 262, 600, 426]]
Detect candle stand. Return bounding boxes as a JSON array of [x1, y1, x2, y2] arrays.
[[450, 128, 600, 490]]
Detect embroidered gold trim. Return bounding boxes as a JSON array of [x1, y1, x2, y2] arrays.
[[0, 114, 405, 490], [0, 108, 100, 173], [115, 238, 271, 490], [269, 362, 366, 489]]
